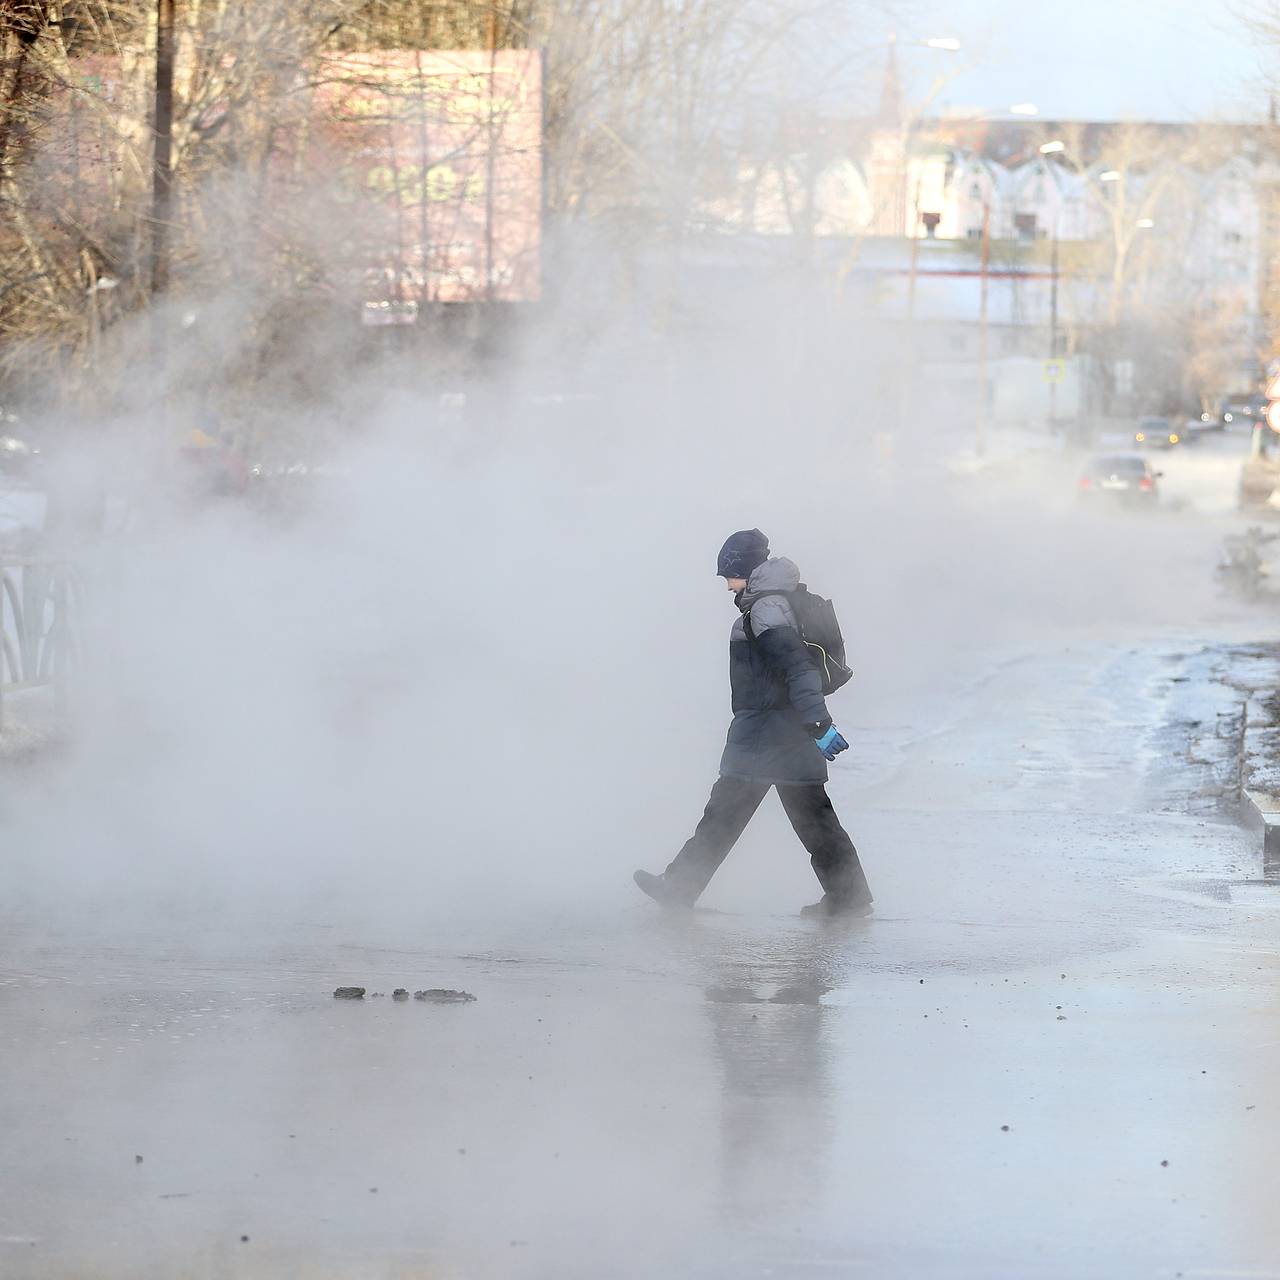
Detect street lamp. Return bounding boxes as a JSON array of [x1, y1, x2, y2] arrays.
[[945, 103, 1039, 120], [940, 105, 1044, 456], [1035, 144, 1150, 430], [889, 32, 965, 236], [890, 32, 963, 53], [889, 31, 966, 441], [1027, 142, 1069, 429]]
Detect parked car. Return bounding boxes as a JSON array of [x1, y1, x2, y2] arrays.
[[1221, 401, 1261, 426], [1184, 414, 1228, 440], [1134, 416, 1181, 449], [1078, 453, 1161, 505]]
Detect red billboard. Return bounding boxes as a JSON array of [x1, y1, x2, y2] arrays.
[[310, 50, 543, 308]]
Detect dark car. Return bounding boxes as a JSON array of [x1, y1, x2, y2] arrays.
[[1078, 453, 1160, 504], [1194, 411, 1226, 433], [1220, 401, 1261, 427], [1134, 416, 1182, 449]]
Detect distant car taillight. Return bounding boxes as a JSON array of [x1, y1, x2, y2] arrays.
[[1079, 476, 1092, 489], [1139, 476, 1153, 491]]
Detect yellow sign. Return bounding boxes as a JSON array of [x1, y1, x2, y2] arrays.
[[1267, 373, 1280, 401], [1043, 359, 1066, 384]]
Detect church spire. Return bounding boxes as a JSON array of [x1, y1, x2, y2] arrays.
[[878, 35, 903, 126]]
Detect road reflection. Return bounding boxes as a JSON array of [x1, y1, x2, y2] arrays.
[[701, 935, 856, 1229]]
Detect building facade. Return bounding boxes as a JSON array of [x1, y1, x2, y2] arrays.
[[701, 112, 1278, 422]]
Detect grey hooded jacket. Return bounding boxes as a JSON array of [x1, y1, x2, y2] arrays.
[[719, 557, 832, 785]]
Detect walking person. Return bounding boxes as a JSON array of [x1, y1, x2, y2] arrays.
[[634, 529, 873, 918]]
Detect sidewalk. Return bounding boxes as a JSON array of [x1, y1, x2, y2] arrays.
[[0, 687, 65, 764], [939, 423, 1066, 477], [1210, 643, 1280, 876]]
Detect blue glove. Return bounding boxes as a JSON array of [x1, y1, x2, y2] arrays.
[[814, 725, 849, 761]]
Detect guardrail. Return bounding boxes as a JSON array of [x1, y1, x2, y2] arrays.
[[0, 557, 79, 731]]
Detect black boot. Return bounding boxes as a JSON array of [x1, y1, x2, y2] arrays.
[[633, 869, 696, 909], [800, 894, 873, 920]]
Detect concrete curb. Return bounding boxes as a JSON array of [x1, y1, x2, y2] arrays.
[[1241, 789, 1280, 879], [1232, 682, 1280, 880]]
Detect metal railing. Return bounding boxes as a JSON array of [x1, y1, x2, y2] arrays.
[[0, 558, 79, 731]]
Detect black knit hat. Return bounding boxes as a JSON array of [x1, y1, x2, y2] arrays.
[[716, 528, 770, 579]]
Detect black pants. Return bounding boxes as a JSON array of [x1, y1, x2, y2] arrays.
[[663, 776, 872, 906]]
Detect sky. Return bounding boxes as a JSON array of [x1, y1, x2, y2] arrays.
[[901, 0, 1271, 122]]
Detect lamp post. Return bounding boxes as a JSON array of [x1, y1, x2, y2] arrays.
[[887, 34, 963, 440], [891, 33, 964, 247], [1039, 140, 1064, 433], [891, 78, 1037, 454], [907, 104, 1039, 320], [1047, 146, 1167, 420], [978, 199, 991, 457], [966, 106, 1039, 455]]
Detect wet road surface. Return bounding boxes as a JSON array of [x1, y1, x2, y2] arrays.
[[4, 430, 1280, 1278], [4, 631, 1280, 1280]]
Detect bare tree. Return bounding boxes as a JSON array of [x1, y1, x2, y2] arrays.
[[0, 0, 884, 403], [1039, 121, 1260, 414]]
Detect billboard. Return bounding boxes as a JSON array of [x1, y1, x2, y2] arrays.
[[311, 50, 543, 307]]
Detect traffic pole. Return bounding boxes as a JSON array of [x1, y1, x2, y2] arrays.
[[977, 201, 990, 457], [1048, 224, 1059, 432], [897, 174, 922, 439]]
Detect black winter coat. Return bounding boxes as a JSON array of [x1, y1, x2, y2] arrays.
[[718, 557, 832, 785]]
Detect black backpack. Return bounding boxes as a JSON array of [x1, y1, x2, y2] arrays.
[[745, 585, 853, 696]]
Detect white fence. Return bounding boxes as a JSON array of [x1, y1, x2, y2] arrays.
[[0, 558, 78, 730]]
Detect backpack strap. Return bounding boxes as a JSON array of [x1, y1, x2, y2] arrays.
[[742, 591, 792, 642]]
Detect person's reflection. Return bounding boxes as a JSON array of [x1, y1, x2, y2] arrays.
[[703, 937, 850, 1229]]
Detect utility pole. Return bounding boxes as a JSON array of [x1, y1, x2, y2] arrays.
[[149, 0, 176, 338], [1048, 222, 1060, 432], [483, 6, 498, 303], [977, 200, 990, 457], [906, 175, 922, 319], [897, 174, 922, 437]]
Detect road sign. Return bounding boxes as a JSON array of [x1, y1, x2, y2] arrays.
[[1042, 359, 1066, 384], [1266, 400, 1280, 433], [1268, 373, 1280, 401]]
